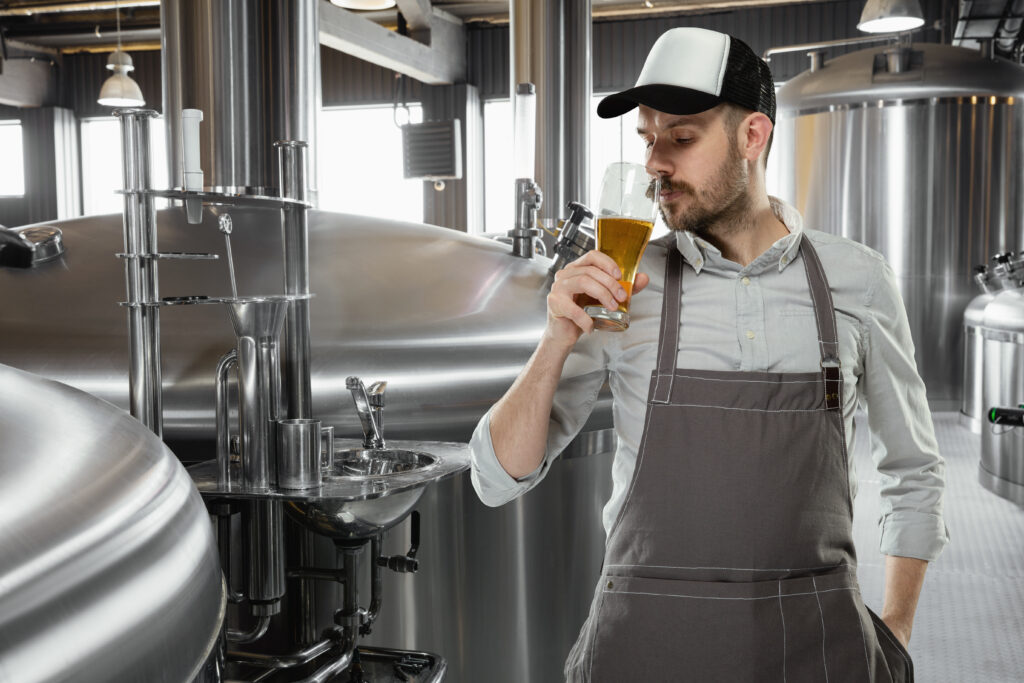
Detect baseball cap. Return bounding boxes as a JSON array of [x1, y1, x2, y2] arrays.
[[597, 27, 776, 123]]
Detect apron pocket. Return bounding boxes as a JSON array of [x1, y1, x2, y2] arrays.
[[867, 606, 914, 683]]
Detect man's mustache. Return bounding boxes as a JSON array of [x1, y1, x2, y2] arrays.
[[647, 177, 695, 199]]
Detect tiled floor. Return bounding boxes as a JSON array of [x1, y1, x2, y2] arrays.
[[851, 413, 1024, 682]]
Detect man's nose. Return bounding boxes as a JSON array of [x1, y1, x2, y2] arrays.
[[645, 140, 673, 179]]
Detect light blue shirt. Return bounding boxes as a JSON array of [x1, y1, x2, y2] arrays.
[[469, 198, 949, 562]]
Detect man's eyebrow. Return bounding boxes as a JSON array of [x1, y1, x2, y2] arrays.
[[636, 116, 708, 135]]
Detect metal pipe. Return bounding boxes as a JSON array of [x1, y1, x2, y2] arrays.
[[0, 1, 158, 16], [245, 500, 285, 614], [762, 31, 917, 61], [225, 614, 271, 644], [295, 640, 356, 683], [116, 108, 163, 437], [228, 634, 335, 668], [215, 349, 238, 488], [362, 536, 383, 635], [276, 141, 313, 420], [564, 0, 592, 210]]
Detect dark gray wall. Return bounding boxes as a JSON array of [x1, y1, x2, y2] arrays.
[[0, 105, 78, 227]]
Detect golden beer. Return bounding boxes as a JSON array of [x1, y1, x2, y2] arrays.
[[586, 216, 654, 331]]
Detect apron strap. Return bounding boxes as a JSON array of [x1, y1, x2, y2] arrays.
[[651, 237, 842, 410], [651, 246, 683, 404], [799, 238, 843, 411]]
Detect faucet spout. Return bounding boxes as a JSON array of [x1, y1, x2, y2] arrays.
[[346, 376, 386, 449]]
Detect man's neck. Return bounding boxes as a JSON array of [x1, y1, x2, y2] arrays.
[[697, 194, 789, 267]]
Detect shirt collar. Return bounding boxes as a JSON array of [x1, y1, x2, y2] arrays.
[[673, 196, 805, 275]]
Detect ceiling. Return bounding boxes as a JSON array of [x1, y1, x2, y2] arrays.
[[0, 0, 844, 52]]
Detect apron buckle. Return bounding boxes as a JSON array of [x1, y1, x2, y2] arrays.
[[821, 358, 842, 410]]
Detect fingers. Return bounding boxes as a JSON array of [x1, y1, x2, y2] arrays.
[[633, 272, 650, 294]]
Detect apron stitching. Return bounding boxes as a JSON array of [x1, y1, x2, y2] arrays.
[[812, 576, 831, 683], [667, 374, 822, 384], [605, 562, 853, 572], [778, 580, 788, 683], [600, 587, 857, 600], [855, 602, 872, 681], [656, 403, 826, 413]]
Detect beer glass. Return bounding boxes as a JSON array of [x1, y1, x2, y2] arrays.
[[584, 162, 660, 331]]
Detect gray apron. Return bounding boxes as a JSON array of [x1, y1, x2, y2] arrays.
[[565, 240, 914, 682]]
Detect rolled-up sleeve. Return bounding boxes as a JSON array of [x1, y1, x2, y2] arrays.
[[469, 336, 608, 507], [861, 259, 950, 561]]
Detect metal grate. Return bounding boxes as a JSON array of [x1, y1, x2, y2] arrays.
[[401, 120, 462, 180]]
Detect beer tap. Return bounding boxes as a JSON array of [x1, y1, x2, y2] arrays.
[[548, 201, 595, 279]]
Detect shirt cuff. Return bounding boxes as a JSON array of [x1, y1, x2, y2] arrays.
[[878, 510, 950, 562], [468, 410, 542, 507]]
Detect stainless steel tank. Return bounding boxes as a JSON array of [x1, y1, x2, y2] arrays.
[[775, 43, 1024, 409], [0, 363, 224, 683], [962, 255, 1024, 432], [980, 290, 1024, 505], [0, 208, 614, 682]]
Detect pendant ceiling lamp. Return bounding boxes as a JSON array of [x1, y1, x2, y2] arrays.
[[97, 0, 145, 107], [857, 0, 925, 33], [329, 0, 397, 9]]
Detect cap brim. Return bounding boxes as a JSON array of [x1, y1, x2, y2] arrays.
[[597, 84, 722, 119]]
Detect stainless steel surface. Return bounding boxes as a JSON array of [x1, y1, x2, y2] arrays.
[[762, 30, 912, 61], [161, 0, 318, 198], [980, 288, 1024, 504], [512, 176, 543, 258], [15, 225, 65, 264], [246, 499, 286, 612], [277, 141, 315, 420], [117, 108, 164, 435], [0, 363, 224, 682], [347, 376, 387, 449], [963, 292, 996, 434], [331, 448, 436, 478], [0, 208, 615, 683], [226, 296, 289, 491], [775, 43, 1024, 408], [216, 348, 239, 485], [277, 418, 323, 490]]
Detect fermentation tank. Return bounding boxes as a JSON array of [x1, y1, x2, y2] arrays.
[[0, 363, 224, 683], [980, 289, 1024, 505], [775, 43, 1024, 409], [0, 208, 614, 682]]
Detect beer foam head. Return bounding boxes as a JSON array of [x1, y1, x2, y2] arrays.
[[597, 27, 775, 124]]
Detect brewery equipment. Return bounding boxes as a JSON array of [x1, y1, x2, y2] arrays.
[[979, 287, 1024, 505], [775, 42, 1024, 409], [0, 363, 224, 683], [962, 254, 1024, 432]]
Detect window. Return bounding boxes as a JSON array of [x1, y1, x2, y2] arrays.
[[483, 97, 668, 240], [80, 116, 168, 216], [0, 121, 26, 197], [317, 105, 424, 224]]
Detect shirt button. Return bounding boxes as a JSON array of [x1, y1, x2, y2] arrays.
[[746, 330, 755, 340], [741, 277, 751, 286]]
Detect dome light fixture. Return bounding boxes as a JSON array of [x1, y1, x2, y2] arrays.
[[857, 0, 925, 33], [329, 0, 398, 9], [97, 0, 145, 107]]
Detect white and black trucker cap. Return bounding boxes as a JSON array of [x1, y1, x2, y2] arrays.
[[597, 27, 775, 123]]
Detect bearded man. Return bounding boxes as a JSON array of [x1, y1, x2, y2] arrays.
[[468, 27, 948, 682]]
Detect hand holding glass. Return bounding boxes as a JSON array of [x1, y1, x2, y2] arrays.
[[584, 162, 660, 331]]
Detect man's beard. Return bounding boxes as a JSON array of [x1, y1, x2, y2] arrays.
[[659, 141, 750, 238]]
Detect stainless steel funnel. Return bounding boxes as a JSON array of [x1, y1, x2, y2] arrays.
[[225, 296, 290, 491]]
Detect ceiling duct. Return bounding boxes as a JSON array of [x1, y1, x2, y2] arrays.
[[161, 0, 320, 199], [954, 0, 1024, 59]]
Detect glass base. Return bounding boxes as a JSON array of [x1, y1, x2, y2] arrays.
[[585, 305, 629, 332]]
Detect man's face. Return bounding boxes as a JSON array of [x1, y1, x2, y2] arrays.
[[637, 104, 749, 236]]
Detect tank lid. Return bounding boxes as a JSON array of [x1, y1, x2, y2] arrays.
[[778, 43, 1024, 112], [983, 289, 1024, 332], [16, 225, 65, 265]]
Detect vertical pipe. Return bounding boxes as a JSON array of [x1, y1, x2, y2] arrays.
[[564, 0, 592, 209], [246, 500, 285, 614], [276, 141, 313, 420], [117, 108, 163, 437]]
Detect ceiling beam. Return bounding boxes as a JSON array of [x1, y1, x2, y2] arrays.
[[319, 0, 466, 84], [395, 0, 433, 31]]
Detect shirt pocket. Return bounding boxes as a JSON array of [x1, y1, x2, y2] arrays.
[[770, 308, 864, 382]]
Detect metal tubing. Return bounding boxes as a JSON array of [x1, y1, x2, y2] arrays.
[[296, 641, 355, 683], [245, 499, 285, 612], [215, 349, 238, 487], [276, 141, 313, 420], [116, 108, 163, 437], [225, 613, 271, 644], [228, 635, 335, 668], [564, 0, 592, 209], [337, 544, 363, 640], [362, 536, 383, 635], [762, 31, 918, 61]]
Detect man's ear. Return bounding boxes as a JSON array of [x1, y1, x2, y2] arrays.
[[741, 112, 773, 164]]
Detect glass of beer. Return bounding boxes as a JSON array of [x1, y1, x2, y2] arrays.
[[584, 162, 660, 331]]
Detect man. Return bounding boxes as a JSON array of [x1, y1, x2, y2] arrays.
[[469, 27, 948, 682]]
